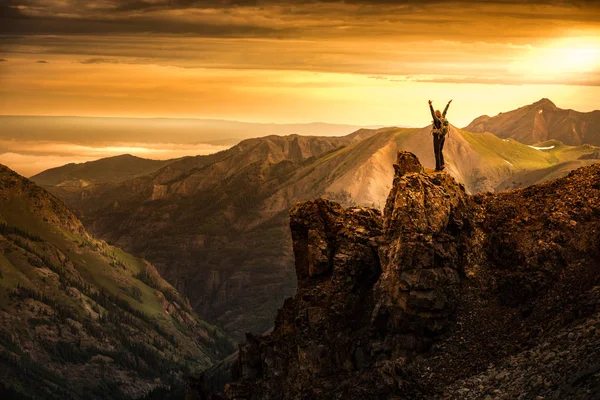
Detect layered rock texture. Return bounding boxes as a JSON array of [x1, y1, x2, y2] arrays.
[[197, 152, 600, 400]]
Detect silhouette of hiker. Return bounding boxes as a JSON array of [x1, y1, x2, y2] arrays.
[[429, 99, 452, 171]]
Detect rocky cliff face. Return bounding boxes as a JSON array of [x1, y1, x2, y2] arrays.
[[196, 152, 600, 400], [373, 153, 471, 356]]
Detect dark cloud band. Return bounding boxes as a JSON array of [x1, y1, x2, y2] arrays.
[[2, 0, 598, 38]]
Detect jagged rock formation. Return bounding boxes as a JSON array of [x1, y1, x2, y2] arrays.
[[196, 152, 600, 399], [373, 153, 471, 355]]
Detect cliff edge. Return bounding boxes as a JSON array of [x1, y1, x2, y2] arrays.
[[196, 152, 600, 400]]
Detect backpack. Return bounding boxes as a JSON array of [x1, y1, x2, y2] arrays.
[[431, 118, 450, 136], [441, 118, 449, 135]]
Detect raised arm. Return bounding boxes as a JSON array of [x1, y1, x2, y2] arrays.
[[443, 99, 452, 117], [428, 100, 438, 122]]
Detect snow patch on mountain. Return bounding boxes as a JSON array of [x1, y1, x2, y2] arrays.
[[528, 145, 555, 151]]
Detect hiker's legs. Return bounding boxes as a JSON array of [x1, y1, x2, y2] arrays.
[[439, 134, 446, 169], [433, 134, 442, 170]]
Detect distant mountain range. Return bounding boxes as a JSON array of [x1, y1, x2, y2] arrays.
[[31, 154, 182, 187], [464, 98, 600, 146], [0, 164, 234, 399], [29, 106, 600, 340], [0, 116, 384, 146]]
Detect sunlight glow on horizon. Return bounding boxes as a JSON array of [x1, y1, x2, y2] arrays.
[[509, 37, 600, 82], [0, 140, 231, 177], [1, 55, 598, 127]]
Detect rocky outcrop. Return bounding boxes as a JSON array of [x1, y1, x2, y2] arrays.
[[373, 152, 471, 356], [227, 199, 385, 399], [216, 153, 475, 399], [194, 151, 600, 400]]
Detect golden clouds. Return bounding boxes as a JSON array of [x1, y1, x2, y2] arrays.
[[0, 1, 599, 125], [2, 53, 597, 127]]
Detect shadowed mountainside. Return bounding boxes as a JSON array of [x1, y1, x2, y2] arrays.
[[196, 152, 600, 400], [464, 98, 600, 146], [32, 128, 600, 340], [0, 164, 235, 399]]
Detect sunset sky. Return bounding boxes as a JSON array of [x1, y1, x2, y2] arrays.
[[1, 0, 599, 127]]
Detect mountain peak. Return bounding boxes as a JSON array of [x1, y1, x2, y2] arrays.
[[31, 154, 178, 186], [464, 98, 600, 145], [533, 97, 556, 107], [112, 153, 138, 159]]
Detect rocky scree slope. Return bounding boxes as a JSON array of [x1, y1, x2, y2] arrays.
[[196, 152, 600, 400], [0, 164, 235, 400]]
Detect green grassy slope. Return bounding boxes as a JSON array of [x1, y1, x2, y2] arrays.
[[0, 164, 235, 400], [478, 138, 600, 191], [282, 126, 600, 204], [496, 159, 599, 191]]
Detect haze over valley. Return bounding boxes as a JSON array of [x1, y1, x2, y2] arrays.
[[0, 117, 380, 177]]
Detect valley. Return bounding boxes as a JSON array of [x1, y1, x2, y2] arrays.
[[29, 100, 600, 340], [0, 165, 235, 399]]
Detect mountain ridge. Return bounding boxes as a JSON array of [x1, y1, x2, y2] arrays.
[[464, 98, 600, 146], [30, 125, 600, 340], [0, 163, 235, 399], [30, 154, 183, 186]]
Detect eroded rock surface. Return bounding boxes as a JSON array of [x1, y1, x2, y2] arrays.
[[195, 152, 600, 400], [374, 152, 471, 356]]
